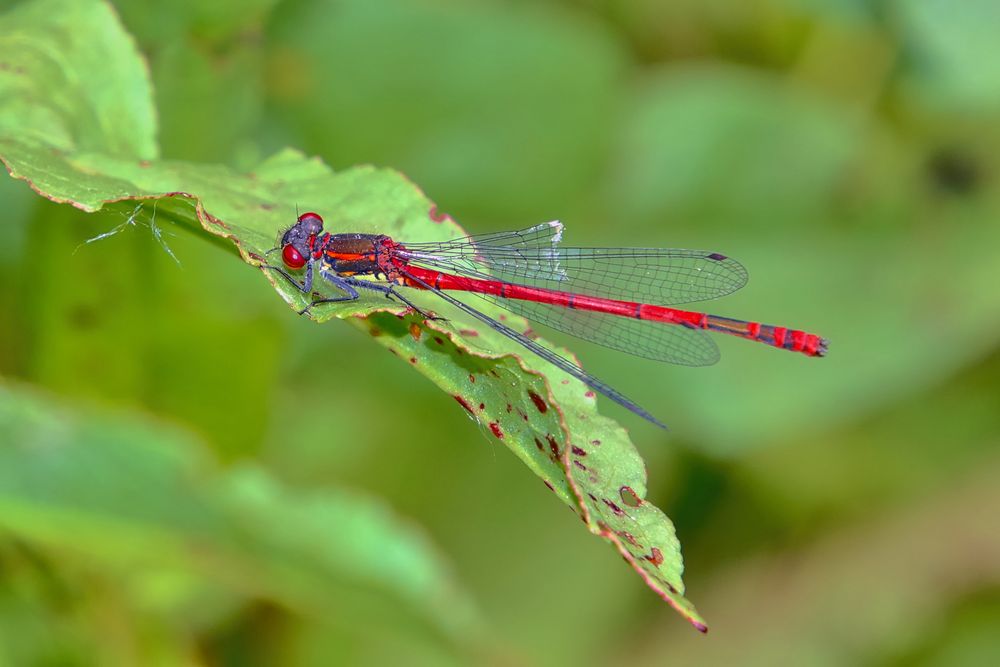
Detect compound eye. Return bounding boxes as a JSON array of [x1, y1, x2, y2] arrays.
[[282, 244, 307, 269], [298, 211, 324, 234]]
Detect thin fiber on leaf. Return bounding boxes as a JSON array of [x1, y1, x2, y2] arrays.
[[0, 0, 704, 629]]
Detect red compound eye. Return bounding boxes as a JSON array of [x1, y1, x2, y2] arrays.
[[282, 244, 306, 269]]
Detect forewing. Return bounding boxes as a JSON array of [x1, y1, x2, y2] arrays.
[[403, 223, 748, 306]]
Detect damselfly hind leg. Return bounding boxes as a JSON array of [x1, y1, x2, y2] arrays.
[[296, 271, 364, 314], [344, 278, 445, 322]]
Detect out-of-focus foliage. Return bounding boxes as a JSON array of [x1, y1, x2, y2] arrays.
[[1, 0, 999, 664]]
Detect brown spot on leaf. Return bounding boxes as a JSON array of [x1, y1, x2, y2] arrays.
[[602, 499, 624, 516], [453, 396, 474, 415], [646, 547, 664, 567], [409, 357, 417, 364], [459, 329, 479, 337], [369, 327, 382, 337], [489, 422, 504, 439], [620, 486, 642, 508], [571, 446, 587, 457], [429, 205, 449, 222], [433, 336, 444, 345], [534, 437, 544, 451], [618, 531, 641, 547], [543, 480, 555, 491], [527, 390, 548, 414], [468, 374, 475, 383], [409, 323, 422, 341], [545, 434, 559, 457], [573, 460, 588, 471]]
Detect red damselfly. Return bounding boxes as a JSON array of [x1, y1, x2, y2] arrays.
[[264, 213, 827, 427]]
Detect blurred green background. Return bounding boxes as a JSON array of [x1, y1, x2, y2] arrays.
[[3, 0, 1000, 664]]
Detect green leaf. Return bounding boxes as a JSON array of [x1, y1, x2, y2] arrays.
[[0, 0, 706, 630], [895, 0, 1000, 112], [0, 381, 484, 646], [0, 0, 156, 159], [264, 0, 626, 222]]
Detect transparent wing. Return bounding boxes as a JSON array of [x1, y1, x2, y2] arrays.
[[401, 222, 748, 307], [464, 293, 720, 366]]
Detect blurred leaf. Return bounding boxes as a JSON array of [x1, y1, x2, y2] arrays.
[[0, 381, 483, 651], [263, 0, 627, 222], [0, 0, 706, 630], [894, 0, 1000, 112], [607, 64, 862, 225], [0, 0, 156, 159]]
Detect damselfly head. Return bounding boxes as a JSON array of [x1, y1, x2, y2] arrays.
[[279, 212, 325, 270]]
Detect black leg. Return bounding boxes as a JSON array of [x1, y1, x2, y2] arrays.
[[260, 260, 315, 294], [343, 278, 445, 321]]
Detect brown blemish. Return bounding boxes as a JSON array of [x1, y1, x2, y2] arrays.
[[602, 499, 625, 516], [584, 390, 596, 398], [429, 205, 449, 222], [453, 396, 474, 415], [369, 327, 382, 337], [533, 437, 544, 451], [478, 403, 485, 410], [409, 323, 422, 341], [573, 460, 588, 471], [527, 390, 548, 414], [433, 336, 444, 345], [620, 486, 642, 508], [646, 547, 664, 567], [489, 422, 504, 439], [590, 439, 601, 447], [571, 446, 587, 457], [545, 434, 559, 457], [618, 531, 641, 547], [409, 356, 417, 364], [459, 329, 479, 337], [543, 480, 555, 492], [468, 374, 475, 383], [260, 202, 275, 210]]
